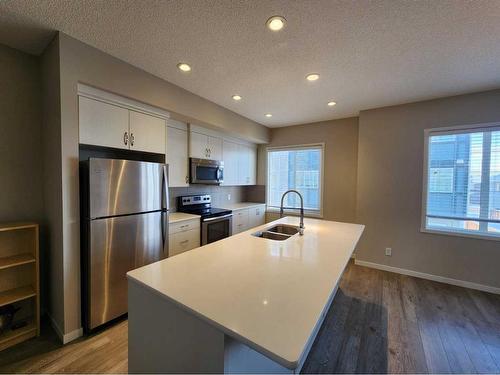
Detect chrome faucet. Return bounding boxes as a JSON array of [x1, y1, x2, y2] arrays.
[[280, 190, 305, 235]]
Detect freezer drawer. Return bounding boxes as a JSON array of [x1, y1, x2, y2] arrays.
[[88, 211, 167, 329], [89, 158, 167, 219]]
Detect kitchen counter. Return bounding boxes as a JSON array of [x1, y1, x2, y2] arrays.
[[168, 212, 200, 223], [127, 216, 364, 373], [220, 202, 265, 211]]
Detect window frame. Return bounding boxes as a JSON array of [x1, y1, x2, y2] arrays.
[[421, 121, 500, 241], [266, 143, 325, 218]]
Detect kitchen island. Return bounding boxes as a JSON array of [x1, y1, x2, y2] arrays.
[[127, 216, 364, 373]]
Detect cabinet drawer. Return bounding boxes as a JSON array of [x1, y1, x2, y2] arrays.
[[232, 209, 249, 234], [169, 229, 200, 257], [169, 219, 200, 234]]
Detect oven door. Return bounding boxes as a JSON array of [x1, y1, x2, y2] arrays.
[[190, 158, 224, 185], [202, 214, 233, 245]]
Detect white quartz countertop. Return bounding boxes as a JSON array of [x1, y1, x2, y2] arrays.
[[168, 212, 201, 223], [127, 217, 364, 369], [220, 202, 266, 211]]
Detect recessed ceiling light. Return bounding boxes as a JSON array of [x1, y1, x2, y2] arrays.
[[306, 73, 320, 81], [177, 62, 191, 72], [327, 101, 337, 107], [232, 95, 242, 101], [265, 113, 273, 118], [266, 16, 286, 31]]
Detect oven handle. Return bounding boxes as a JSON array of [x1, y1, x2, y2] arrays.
[[203, 214, 233, 222]]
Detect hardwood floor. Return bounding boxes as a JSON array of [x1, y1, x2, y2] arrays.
[[0, 261, 499, 373]]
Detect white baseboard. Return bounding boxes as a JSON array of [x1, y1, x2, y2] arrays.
[[48, 313, 83, 344], [354, 259, 500, 295]]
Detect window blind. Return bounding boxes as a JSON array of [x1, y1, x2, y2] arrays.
[[267, 145, 323, 213], [424, 126, 500, 238]]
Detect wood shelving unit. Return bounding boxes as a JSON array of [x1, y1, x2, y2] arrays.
[[0, 223, 39, 351]]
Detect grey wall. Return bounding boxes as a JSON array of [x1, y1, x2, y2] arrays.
[[356, 89, 500, 288], [0, 44, 43, 222], [262, 118, 359, 223], [40, 36, 65, 335]]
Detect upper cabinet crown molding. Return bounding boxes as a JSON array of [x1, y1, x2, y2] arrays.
[[77, 83, 170, 120]]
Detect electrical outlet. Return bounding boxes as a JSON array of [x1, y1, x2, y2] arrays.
[[385, 247, 392, 256], [227, 194, 231, 201]]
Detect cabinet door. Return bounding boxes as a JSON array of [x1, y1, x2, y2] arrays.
[[222, 140, 239, 186], [208, 136, 223, 160], [190, 132, 208, 159], [169, 229, 200, 257], [167, 126, 189, 187], [249, 206, 265, 228], [129, 111, 166, 154], [237, 144, 251, 185], [79, 96, 129, 149], [248, 146, 257, 185]]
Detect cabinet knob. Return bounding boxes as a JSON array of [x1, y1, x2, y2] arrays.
[[124, 132, 129, 145]]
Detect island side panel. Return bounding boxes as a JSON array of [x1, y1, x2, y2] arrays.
[[128, 280, 225, 373], [224, 336, 295, 374]]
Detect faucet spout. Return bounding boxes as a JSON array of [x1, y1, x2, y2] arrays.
[[279, 190, 305, 235]]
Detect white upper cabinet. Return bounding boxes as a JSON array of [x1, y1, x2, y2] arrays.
[[78, 85, 169, 154], [79, 96, 129, 149], [189, 131, 223, 160], [167, 122, 189, 187], [221, 140, 257, 186], [129, 111, 166, 154], [222, 140, 239, 186], [190, 131, 209, 159], [248, 145, 257, 185], [208, 136, 223, 160], [237, 144, 257, 185]]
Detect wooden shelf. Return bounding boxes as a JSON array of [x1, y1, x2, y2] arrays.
[[0, 254, 35, 270], [0, 222, 39, 351], [0, 320, 36, 352], [0, 223, 37, 233], [0, 286, 36, 308]]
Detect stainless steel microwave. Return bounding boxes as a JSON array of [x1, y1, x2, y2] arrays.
[[190, 158, 224, 185]]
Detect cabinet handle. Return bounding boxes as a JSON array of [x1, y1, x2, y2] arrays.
[[180, 240, 189, 245], [185, 176, 189, 184], [124, 132, 129, 145], [130, 132, 135, 147]]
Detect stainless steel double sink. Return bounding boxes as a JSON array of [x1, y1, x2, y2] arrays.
[[252, 224, 300, 241]]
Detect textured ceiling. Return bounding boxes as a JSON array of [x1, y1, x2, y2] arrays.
[[1, 0, 500, 127]]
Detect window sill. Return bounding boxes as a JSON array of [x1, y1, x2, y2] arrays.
[[420, 227, 500, 242], [265, 207, 323, 219]]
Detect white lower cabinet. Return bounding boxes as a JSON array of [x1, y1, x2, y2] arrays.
[[169, 230, 200, 257], [169, 218, 200, 257], [232, 209, 249, 235], [249, 206, 265, 228], [232, 205, 266, 235]]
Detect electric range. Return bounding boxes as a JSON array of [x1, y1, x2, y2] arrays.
[[177, 194, 233, 245]]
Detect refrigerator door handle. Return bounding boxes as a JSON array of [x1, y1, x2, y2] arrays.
[[161, 211, 169, 258], [162, 164, 170, 210]]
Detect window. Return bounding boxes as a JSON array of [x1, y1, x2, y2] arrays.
[[423, 124, 500, 239], [267, 145, 323, 215]]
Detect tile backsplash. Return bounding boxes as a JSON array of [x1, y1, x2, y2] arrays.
[[169, 185, 248, 211]]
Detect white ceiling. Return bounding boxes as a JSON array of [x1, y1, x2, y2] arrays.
[[1, 0, 500, 128]]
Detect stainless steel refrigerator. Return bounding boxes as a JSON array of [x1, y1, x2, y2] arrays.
[[81, 157, 169, 330]]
